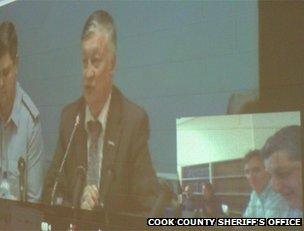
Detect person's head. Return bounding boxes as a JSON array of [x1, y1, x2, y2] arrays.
[[0, 21, 18, 121], [81, 10, 117, 118], [261, 125, 302, 210], [202, 182, 214, 200], [184, 185, 193, 198], [244, 149, 269, 193]]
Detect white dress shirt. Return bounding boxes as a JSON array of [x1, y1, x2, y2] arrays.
[[84, 93, 111, 187]]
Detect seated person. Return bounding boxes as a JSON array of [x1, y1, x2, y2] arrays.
[[182, 185, 197, 217], [199, 182, 223, 217], [42, 10, 159, 215], [261, 125, 303, 217], [243, 149, 290, 217], [0, 21, 44, 202]]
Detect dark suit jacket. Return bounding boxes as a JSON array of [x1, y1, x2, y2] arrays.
[[42, 86, 159, 215]]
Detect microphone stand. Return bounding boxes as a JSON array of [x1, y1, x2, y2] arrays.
[[50, 114, 80, 206], [18, 157, 27, 202], [71, 166, 86, 209]]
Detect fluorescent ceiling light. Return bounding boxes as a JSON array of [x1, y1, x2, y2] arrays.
[[0, 0, 17, 8]]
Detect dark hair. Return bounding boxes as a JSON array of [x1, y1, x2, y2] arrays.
[[0, 21, 18, 61], [244, 149, 262, 165], [81, 10, 116, 56], [261, 125, 301, 161]]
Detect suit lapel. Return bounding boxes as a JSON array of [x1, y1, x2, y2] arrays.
[[100, 87, 123, 200]]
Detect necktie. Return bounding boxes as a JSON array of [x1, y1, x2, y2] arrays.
[[86, 120, 102, 188]]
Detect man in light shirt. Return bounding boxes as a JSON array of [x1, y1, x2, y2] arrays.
[[243, 149, 290, 217], [0, 21, 44, 202], [261, 125, 303, 218]]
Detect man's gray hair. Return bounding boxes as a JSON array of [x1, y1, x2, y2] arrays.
[[81, 10, 117, 57], [261, 125, 302, 161]]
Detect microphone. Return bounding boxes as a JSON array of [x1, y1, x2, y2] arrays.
[[72, 166, 86, 209], [50, 114, 80, 205], [18, 156, 27, 202]]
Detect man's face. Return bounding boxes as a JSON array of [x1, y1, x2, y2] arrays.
[[0, 52, 17, 120], [244, 156, 269, 193], [82, 32, 114, 113], [265, 150, 302, 209]]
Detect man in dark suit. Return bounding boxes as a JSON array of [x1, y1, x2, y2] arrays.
[[42, 10, 159, 215]]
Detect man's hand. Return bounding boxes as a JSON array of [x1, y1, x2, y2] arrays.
[[80, 185, 99, 210]]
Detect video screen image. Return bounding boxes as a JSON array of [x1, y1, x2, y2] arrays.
[[0, 1, 303, 229], [177, 111, 302, 218]]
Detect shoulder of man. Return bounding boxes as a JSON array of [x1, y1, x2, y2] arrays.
[[60, 97, 84, 126], [112, 85, 147, 120], [62, 97, 83, 116], [19, 84, 40, 121], [266, 185, 290, 207], [243, 191, 256, 217]]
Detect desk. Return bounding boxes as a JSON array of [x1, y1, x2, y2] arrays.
[[0, 199, 147, 230]]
